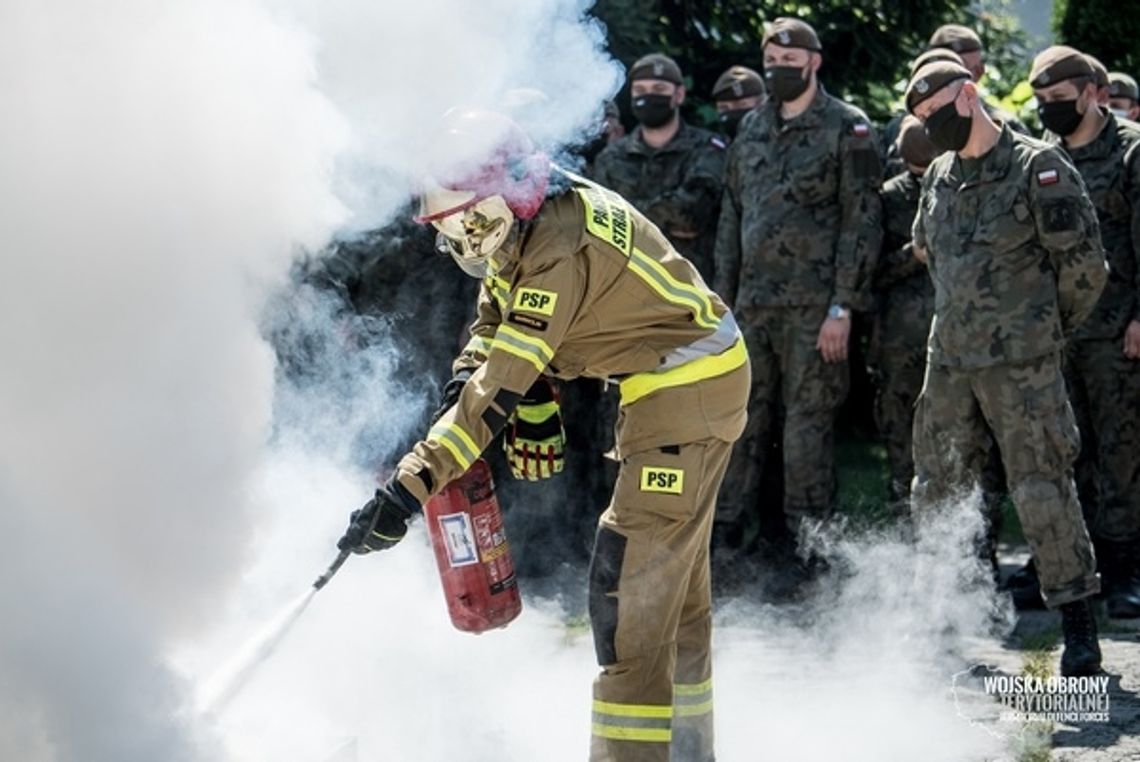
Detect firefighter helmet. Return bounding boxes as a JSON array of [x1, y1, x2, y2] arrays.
[[416, 109, 549, 276]]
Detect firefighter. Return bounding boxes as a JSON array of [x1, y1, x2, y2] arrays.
[[336, 110, 749, 762]]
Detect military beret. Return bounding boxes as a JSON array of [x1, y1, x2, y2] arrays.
[[712, 65, 766, 101], [906, 61, 972, 114], [1029, 46, 1094, 89], [629, 53, 684, 85], [761, 18, 822, 52], [909, 48, 966, 79], [1109, 72, 1140, 101], [1085, 54, 1109, 88], [929, 24, 983, 55], [897, 115, 939, 168]]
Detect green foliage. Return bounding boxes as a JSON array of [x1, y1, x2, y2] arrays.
[[592, 0, 1034, 128], [1054, 0, 1140, 76]]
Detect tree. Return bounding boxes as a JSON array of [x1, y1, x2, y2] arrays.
[[1053, 0, 1140, 76]]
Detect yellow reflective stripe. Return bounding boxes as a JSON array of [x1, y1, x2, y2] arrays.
[[620, 335, 747, 406], [591, 723, 672, 743], [674, 699, 714, 718], [673, 678, 713, 697], [427, 422, 479, 469], [592, 700, 673, 719], [462, 335, 492, 356], [484, 275, 511, 310], [516, 400, 559, 424], [627, 247, 719, 329], [489, 325, 554, 372]]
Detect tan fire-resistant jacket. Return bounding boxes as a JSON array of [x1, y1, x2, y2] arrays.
[[395, 170, 750, 506]]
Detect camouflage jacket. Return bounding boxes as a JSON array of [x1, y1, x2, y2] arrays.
[[715, 86, 883, 311], [913, 125, 1108, 368], [1050, 112, 1140, 339], [873, 170, 934, 353], [591, 120, 726, 283]]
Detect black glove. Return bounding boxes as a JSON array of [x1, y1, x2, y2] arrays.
[[336, 478, 420, 554], [430, 368, 474, 424]]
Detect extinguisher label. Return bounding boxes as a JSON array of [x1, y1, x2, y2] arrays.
[[438, 512, 479, 567]]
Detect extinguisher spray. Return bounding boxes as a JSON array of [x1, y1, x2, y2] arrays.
[[313, 459, 522, 634]]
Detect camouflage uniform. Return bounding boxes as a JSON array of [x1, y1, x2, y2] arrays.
[[911, 125, 1108, 608], [1051, 114, 1140, 556], [870, 170, 933, 502], [715, 86, 883, 535], [592, 120, 727, 282]]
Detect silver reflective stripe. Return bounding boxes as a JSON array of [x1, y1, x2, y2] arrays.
[[659, 312, 740, 370]]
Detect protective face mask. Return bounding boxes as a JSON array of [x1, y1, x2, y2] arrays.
[[764, 66, 810, 102], [1110, 107, 1132, 120], [631, 94, 676, 128], [1038, 99, 1084, 136], [718, 108, 751, 137], [923, 99, 973, 152]]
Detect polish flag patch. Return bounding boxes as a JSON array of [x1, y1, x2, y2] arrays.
[[852, 122, 871, 138], [1037, 169, 1060, 186]]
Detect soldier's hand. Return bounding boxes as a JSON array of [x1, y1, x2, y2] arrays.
[[913, 244, 928, 265], [817, 318, 850, 364], [1125, 320, 1140, 359]]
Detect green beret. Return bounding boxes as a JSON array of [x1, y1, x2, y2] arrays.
[[1030, 46, 1094, 89], [712, 65, 766, 100], [906, 61, 972, 114], [909, 48, 966, 80], [897, 115, 938, 168], [761, 18, 822, 52], [629, 53, 683, 85], [1085, 54, 1109, 88], [1109, 72, 1140, 101], [929, 24, 983, 55]]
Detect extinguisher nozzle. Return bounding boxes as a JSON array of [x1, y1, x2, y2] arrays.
[[313, 549, 351, 591]]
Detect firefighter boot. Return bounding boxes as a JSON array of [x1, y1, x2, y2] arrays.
[[1060, 599, 1103, 677]]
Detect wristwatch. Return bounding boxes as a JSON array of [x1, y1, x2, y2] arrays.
[[827, 304, 851, 320]]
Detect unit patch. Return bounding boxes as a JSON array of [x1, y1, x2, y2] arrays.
[[514, 287, 558, 316], [640, 466, 685, 495], [507, 311, 549, 331]]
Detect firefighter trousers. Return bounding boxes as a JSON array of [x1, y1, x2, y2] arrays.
[[588, 436, 733, 762]]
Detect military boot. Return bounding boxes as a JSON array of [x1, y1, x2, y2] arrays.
[[1100, 540, 1140, 619], [1059, 599, 1103, 677], [1004, 558, 1046, 610]]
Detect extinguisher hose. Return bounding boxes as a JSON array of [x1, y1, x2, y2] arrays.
[[312, 549, 351, 591]]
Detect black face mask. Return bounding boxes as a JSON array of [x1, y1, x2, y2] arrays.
[[718, 108, 751, 137], [632, 94, 676, 128], [924, 100, 973, 152], [1038, 99, 1084, 136], [765, 66, 810, 102]]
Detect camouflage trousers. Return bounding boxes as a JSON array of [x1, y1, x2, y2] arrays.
[[718, 306, 848, 533], [912, 353, 1099, 608], [872, 341, 926, 502], [1064, 338, 1140, 543]]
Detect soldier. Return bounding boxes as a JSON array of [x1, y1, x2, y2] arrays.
[[593, 53, 726, 282], [1085, 54, 1112, 106], [881, 48, 968, 175], [906, 61, 1108, 675], [336, 110, 749, 762], [1108, 72, 1140, 121], [928, 24, 1031, 135], [1029, 46, 1140, 618], [871, 116, 937, 505], [714, 17, 882, 582], [711, 65, 766, 140]]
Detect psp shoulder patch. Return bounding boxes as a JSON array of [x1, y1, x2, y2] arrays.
[[514, 287, 558, 316], [640, 466, 684, 495]]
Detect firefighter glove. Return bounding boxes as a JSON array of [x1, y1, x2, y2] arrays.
[[337, 478, 419, 554], [430, 368, 474, 424], [504, 377, 565, 481]]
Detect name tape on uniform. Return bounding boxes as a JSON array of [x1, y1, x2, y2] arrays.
[[640, 466, 684, 495], [514, 287, 558, 316]]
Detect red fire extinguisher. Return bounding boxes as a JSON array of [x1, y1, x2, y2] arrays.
[[423, 458, 522, 633]]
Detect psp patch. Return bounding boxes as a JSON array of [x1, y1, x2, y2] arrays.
[[640, 466, 684, 495], [514, 287, 558, 316]]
